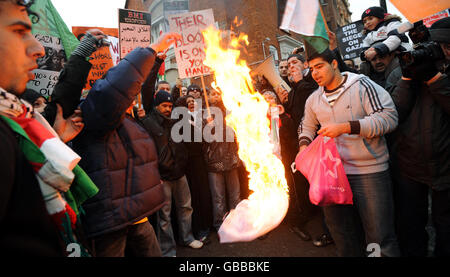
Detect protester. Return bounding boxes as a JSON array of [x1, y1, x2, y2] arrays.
[[71, 32, 181, 257], [21, 88, 47, 113], [298, 48, 400, 257], [175, 94, 213, 244], [203, 88, 241, 231], [278, 59, 289, 84], [359, 42, 402, 93], [360, 6, 412, 62], [141, 90, 203, 257], [389, 17, 450, 256], [187, 84, 203, 99], [0, 0, 95, 256]]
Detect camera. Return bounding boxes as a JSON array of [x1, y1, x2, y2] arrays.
[[398, 41, 445, 67]]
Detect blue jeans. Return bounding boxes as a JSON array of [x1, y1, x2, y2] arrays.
[[323, 170, 400, 257], [157, 175, 195, 257], [208, 169, 241, 230]]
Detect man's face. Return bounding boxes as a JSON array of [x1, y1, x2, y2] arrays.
[[156, 102, 173, 117], [278, 60, 288, 77], [369, 52, 395, 73], [344, 60, 354, 69], [0, 1, 45, 95], [157, 83, 171, 92], [309, 57, 336, 88], [287, 56, 305, 75], [181, 86, 188, 96]]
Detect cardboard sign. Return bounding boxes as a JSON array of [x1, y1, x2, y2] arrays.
[[335, 20, 365, 60], [72, 27, 120, 90], [390, 0, 449, 23], [118, 8, 152, 59], [169, 9, 215, 79], [28, 34, 67, 98]]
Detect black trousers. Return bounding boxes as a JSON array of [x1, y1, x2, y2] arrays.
[[90, 221, 162, 257], [393, 171, 450, 257]]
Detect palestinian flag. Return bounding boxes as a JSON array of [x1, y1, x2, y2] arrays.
[[280, 0, 329, 57]]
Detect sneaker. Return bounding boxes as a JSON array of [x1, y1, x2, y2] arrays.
[[313, 233, 334, 247], [188, 240, 204, 249]]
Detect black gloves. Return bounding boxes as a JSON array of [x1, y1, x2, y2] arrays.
[[399, 55, 439, 82]]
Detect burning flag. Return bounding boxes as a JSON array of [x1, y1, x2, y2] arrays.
[[202, 27, 289, 243]]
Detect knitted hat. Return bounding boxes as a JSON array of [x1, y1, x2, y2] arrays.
[[361, 6, 386, 20], [429, 17, 450, 43], [287, 53, 306, 63], [153, 90, 173, 106]]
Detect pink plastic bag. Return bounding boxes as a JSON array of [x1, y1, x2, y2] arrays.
[[295, 135, 353, 206]]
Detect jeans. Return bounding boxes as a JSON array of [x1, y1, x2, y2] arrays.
[[208, 168, 241, 230], [157, 175, 196, 257], [393, 171, 450, 257], [90, 221, 161, 257], [323, 170, 400, 257]]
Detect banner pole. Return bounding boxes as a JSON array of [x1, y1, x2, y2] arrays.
[[200, 74, 212, 119], [319, 4, 330, 33]]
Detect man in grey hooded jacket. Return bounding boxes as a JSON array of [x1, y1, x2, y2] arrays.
[[297, 48, 400, 257]]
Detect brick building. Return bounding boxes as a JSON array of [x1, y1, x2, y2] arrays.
[[127, 0, 352, 86]]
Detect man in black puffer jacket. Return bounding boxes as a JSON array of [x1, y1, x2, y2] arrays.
[[72, 33, 180, 257], [141, 90, 203, 257]]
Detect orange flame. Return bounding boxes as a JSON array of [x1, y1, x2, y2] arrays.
[[202, 26, 289, 243]]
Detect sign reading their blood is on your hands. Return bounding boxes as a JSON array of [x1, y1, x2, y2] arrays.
[[169, 9, 215, 79]]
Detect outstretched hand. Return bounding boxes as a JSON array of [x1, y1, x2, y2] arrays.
[[53, 104, 84, 143], [150, 32, 182, 53]]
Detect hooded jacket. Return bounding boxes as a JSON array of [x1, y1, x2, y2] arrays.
[[298, 72, 398, 175]]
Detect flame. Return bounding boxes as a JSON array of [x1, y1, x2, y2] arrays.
[[202, 26, 289, 243]]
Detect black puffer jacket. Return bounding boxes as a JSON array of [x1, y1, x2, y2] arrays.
[[141, 108, 188, 181], [73, 48, 165, 238], [390, 74, 450, 190]]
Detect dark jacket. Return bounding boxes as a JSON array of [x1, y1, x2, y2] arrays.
[[141, 56, 164, 114], [202, 102, 240, 172], [390, 74, 450, 190], [283, 71, 318, 129], [141, 108, 188, 181], [72, 47, 165, 238], [361, 57, 402, 92], [42, 54, 92, 125], [0, 118, 65, 256]]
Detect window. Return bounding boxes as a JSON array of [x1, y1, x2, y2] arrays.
[[269, 45, 279, 63]]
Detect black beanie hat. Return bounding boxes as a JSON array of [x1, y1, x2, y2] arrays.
[[154, 90, 173, 106], [287, 53, 306, 63], [361, 6, 386, 20], [429, 17, 450, 43]]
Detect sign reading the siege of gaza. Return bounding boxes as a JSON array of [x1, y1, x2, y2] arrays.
[[169, 9, 215, 79], [336, 20, 365, 60], [119, 8, 151, 60]]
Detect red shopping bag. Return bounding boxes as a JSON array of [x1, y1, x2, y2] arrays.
[[295, 135, 353, 206]]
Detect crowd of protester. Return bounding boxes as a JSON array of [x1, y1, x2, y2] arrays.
[[0, 1, 449, 257]]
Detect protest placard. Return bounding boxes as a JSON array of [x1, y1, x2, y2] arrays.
[[72, 27, 120, 90], [335, 21, 364, 60], [29, 34, 67, 98], [169, 9, 215, 79], [118, 8, 152, 60]]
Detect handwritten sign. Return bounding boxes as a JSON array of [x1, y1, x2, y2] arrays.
[[119, 8, 152, 59], [169, 9, 215, 79], [72, 27, 119, 90], [26, 34, 67, 98], [335, 21, 365, 60]]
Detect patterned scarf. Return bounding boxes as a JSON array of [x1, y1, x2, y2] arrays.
[[0, 88, 98, 256]]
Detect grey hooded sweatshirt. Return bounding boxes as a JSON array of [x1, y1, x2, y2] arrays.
[[298, 72, 398, 175]]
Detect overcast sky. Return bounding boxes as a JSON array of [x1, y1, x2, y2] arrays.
[[52, 0, 408, 31]]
